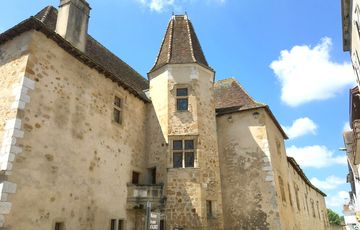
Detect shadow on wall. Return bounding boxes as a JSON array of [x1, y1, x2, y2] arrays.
[[217, 111, 279, 230]]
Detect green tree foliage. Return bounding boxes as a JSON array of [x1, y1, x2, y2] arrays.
[[327, 208, 343, 225]]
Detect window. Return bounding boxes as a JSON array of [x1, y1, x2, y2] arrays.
[[113, 96, 122, 124], [176, 88, 188, 111], [110, 219, 124, 230], [55, 222, 64, 230], [294, 184, 300, 211], [276, 139, 282, 156], [278, 176, 286, 203], [287, 183, 293, 207], [172, 139, 195, 168], [132, 171, 140, 184], [310, 199, 316, 218], [206, 200, 213, 218]]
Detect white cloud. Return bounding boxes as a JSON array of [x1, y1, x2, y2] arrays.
[[282, 117, 317, 139], [287, 145, 347, 168], [310, 176, 345, 190], [270, 37, 354, 107], [326, 190, 349, 208], [136, 0, 225, 12], [343, 121, 351, 132]]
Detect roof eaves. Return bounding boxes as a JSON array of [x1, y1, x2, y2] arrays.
[[263, 105, 288, 140], [287, 157, 327, 197], [0, 17, 150, 102]]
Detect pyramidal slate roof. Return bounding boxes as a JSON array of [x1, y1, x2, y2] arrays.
[[0, 6, 149, 101], [149, 15, 211, 74]]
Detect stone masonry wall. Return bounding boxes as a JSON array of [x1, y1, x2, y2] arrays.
[[264, 109, 329, 230], [2, 30, 147, 230], [217, 108, 281, 230], [0, 31, 35, 228], [148, 64, 224, 230]]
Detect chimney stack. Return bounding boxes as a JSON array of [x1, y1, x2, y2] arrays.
[[55, 0, 91, 52]]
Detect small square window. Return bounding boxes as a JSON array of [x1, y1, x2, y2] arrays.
[[176, 99, 188, 111], [176, 88, 188, 97]]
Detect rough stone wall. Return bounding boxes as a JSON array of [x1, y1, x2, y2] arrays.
[[286, 162, 329, 230], [217, 108, 281, 230], [2, 31, 147, 230], [148, 64, 224, 230], [263, 110, 329, 230], [0, 31, 37, 227]]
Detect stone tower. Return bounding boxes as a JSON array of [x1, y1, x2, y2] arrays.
[[147, 15, 224, 229]]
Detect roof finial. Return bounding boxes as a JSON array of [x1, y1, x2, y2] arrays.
[[184, 10, 188, 19]]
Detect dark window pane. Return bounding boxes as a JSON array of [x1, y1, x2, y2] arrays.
[[185, 152, 194, 168], [173, 140, 183, 150], [110, 219, 116, 230], [118, 220, 123, 230], [185, 140, 194, 150], [132, 171, 139, 184], [114, 96, 121, 107], [206, 200, 212, 217], [114, 109, 121, 124], [177, 98, 188, 111], [173, 152, 183, 168], [176, 88, 188, 96]]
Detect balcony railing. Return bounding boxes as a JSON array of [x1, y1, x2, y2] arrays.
[[127, 183, 165, 210]]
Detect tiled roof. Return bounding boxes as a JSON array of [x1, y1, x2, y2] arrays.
[[1, 6, 149, 101], [214, 78, 265, 110], [149, 15, 211, 74], [214, 78, 288, 139]]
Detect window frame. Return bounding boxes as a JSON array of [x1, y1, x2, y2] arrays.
[[110, 219, 124, 230], [113, 95, 123, 125], [206, 200, 214, 218], [170, 137, 197, 169], [175, 87, 189, 112]]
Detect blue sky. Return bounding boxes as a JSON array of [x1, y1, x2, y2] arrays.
[[0, 0, 354, 214]]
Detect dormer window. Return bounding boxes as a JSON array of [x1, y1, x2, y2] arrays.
[[176, 88, 188, 111]]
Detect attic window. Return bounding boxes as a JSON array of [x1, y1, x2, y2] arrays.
[[176, 88, 188, 111], [113, 96, 122, 124]]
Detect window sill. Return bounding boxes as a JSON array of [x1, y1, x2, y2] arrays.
[[168, 167, 200, 171], [111, 120, 124, 127]]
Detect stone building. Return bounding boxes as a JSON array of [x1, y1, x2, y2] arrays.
[[0, 0, 328, 229], [342, 0, 360, 228]]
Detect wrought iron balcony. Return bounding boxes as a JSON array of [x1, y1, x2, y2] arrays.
[[127, 183, 165, 210]]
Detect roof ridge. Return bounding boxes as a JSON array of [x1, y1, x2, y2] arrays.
[[185, 17, 196, 63], [168, 18, 174, 63]]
